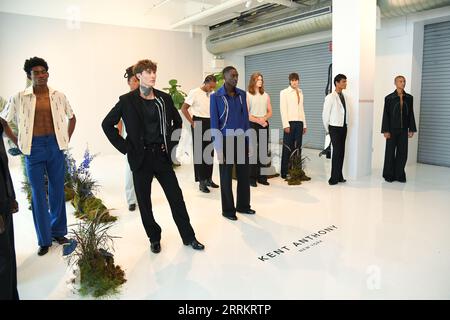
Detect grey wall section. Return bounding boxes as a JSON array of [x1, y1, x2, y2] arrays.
[[245, 42, 332, 149], [418, 20, 450, 167]]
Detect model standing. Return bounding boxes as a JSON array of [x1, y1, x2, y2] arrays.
[[1, 57, 76, 255], [181, 75, 219, 193], [102, 59, 204, 253], [322, 74, 350, 185], [280, 73, 307, 179], [247, 72, 272, 187], [381, 75, 417, 183]]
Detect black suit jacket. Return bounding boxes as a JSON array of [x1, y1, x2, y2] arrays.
[[381, 90, 417, 133], [101, 88, 182, 172]]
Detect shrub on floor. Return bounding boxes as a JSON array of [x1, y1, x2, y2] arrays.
[[285, 143, 311, 186], [67, 211, 125, 298], [67, 148, 117, 223]]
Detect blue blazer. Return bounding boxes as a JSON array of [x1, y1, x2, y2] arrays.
[[210, 85, 250, 151]]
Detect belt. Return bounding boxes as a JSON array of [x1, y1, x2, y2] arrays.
[[144, 143, 166, 151]]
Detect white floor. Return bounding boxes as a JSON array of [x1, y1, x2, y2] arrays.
[[8, 149, 450, 300]]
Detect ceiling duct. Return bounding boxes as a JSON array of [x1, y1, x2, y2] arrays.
[[206, 0, 450, 54], [378, 0, 450, 18]]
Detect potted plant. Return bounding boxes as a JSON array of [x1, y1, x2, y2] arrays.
[[67, 211, 126, 298], [163, 79, 187, 110], [163, 79, 188, 166], [67, 148, 117, 223], [285, 142, 311, 186], [213, 72, 225, 91]]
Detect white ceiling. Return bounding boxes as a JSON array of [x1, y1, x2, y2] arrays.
[[0, 0, 261, 31]]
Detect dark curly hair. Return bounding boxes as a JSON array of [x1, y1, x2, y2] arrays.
[[24, 57, 49, 77], [203, 74, 216, 84], [124, 65, 135, 79]]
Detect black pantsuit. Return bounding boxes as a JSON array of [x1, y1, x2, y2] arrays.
[[381, 90, 417, 182], [133, 145, 195, 244], [102, 88, 198, 245], [192, 116, 213, 182], [249, 122, 270, 183], [329, 125, 347, 184], [383, 128, 408, 181], [219, 136, 250, 217]]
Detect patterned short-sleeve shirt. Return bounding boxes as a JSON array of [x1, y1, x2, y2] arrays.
[[0, 86, 74, 155]]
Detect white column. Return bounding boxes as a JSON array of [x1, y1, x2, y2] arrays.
[[332, 0, 377, 179]]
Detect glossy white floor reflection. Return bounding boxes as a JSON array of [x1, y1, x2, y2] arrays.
[[8, 149, 450, 300]]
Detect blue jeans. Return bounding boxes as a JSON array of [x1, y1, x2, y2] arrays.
[[25, 135, 67, 247]]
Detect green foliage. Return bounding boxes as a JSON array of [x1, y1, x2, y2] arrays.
[[65, 186, 75, 202], [14, 137, 32, 208], [163, 79, 187, 110], [72, 195, 116, 223], [67, 148, 117, 223], [213, 72, 224, 91], [285, 143, 311, 186], [0, 96, 6, 113], [68, 211, 126, 298]]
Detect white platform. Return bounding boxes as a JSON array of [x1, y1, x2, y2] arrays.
[[8, 149, 450, 300]]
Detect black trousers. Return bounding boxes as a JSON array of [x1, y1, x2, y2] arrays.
[[383, 128, 408, 181], [192, 116, 214, 182], [281, 121, 304, 177], [0, 213, 19, 300], [132, 145, 195, 243], [250, 122, 270, 183], [329, 125, 347, 183], [219, 136, 251, 217]]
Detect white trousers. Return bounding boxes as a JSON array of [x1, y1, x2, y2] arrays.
[[125, 158, 137, 205], [122, 122, 136, 206]]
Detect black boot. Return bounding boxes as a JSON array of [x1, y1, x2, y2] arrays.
[[207, 178, 219, 188], [199, 180, 210, 193]]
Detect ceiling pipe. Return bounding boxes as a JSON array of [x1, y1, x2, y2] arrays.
[[265, 0, 301, 8], [206, 9, 332, 54], [170, 0, 300, 29], [378, 0, 450, 18], [205, 0, 450, 54], [171, 0, 250, 29]]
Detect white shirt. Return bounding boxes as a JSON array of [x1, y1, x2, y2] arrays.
[[322, 91, 351, 133], [120, 120, 128, 138], [185, 87, 213, 118], [247, 91, 270, 117], [0, 86, 75, 155], [280, 86, 307, 129]]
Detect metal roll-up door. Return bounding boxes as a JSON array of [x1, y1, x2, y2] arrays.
[[418, 20, 450, 167], [245, 42, 332, 149]]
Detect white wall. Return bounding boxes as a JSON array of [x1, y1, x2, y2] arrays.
[[0, 12, 203, 159]]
